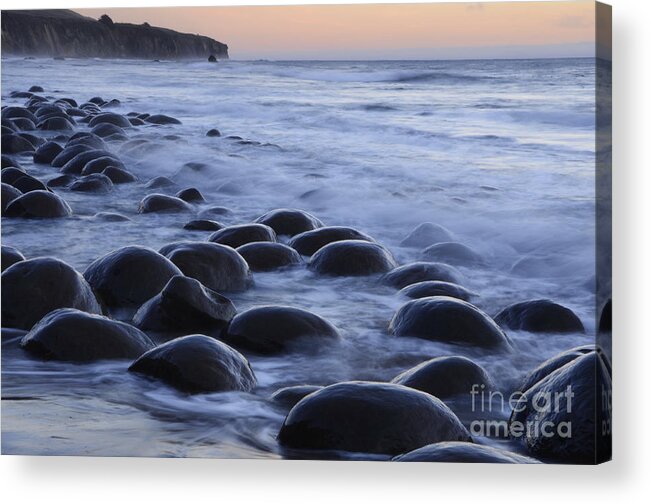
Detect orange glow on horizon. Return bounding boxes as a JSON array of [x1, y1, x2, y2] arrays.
[[75, 2, 597, 59]]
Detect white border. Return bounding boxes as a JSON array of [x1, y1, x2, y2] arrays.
[[1, 1, 649, 502]]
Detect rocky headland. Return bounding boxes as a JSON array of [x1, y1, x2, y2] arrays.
[[1, 10, 228, 60]]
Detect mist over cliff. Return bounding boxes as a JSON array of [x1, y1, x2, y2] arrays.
[[1, 10, 228, 60]]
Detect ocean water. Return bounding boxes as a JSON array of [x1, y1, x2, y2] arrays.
[[1, 57, 597, 459]]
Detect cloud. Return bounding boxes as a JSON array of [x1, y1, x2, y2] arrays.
[[466, 3, 485, 11]]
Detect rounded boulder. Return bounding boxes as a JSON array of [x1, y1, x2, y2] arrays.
[[1, 245, 25, 272], [398, 280, 474, 301], [509, 351, 611, 463], [236, 242, 302, 271], [494, 299, 585, 334], [255, 208, 323, 236], [277, 381, 471, 455], [383, 262, 462, 289], [139, 194, 193, 214], [159, 241, 252, 292], [400, 222, 454, 248], [20, 308, 154, 362], [389, 297, 511, 349], [392, 356, 494, 398], [208, 223, 277, 249], [83, 246, 183, 312], [224, 305, 340, 354], [129, 335, 256, 394], [289, 226, 374, 257], [393, 442, 538, 463], [309, 240, 397, 276], [2, 257, 102, 329], [3, 190, 72, 218], [133, 275, 236, 338]]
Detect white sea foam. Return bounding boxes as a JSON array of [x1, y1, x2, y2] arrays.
[[1, 57, 599, 458]]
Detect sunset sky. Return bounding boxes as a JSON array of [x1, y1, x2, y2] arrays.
[[76, 1, 597, 60]]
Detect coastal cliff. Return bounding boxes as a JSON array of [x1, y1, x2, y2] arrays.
[[1, 10, 228, 60]]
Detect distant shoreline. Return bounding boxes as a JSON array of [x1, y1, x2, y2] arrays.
[[1, 9, 228, 61]]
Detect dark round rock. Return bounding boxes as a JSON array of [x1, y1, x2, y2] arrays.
[[400, 222, 454, 248], [1, 245, 25, 272], [90, 123, 125, 138], [33, 104, 66, 119], [309, 240, 397, 276], [175, 187, 205, 203], [2, 125, 16, 136], [51, 144, 93, 167], [81, 156, 125, 175], [206, 128, 221, 137], [61, 149, 119, 175], [138, 194, 193, 213], [88, 112, 132, 129], [145, 176, 176, 189], [1, 183, 22, 214], [494, 299, 585, 334], [92, 212, 131, 222], [11, 117, 36, 130], [70, 174, 114, 194], [1, 257, 102, 330], [289, 226, 374, 256], [56, 98, 77, 108], [223, 305, 340, 355], [145, 114, 182, 125], [208, 223, 277, 248], [392, 356, 494, 398], [158, 241, 252, 292], [102, 166, 137, 184], [518, 345, 594, 393], [1, 106, 38, 122], [183, 219, 224, 231], [421, 242, 485, 267], [132, 275, 236, 337], [21, 308, 154, 362], [3, 190, 72, 218], [37, 117, 75, 131], [389, 297, 511, 349], [255, 208, 323, 236], [83, 246, 183, 312], [46, 174, 75, 188], [509, 351, 611, 463], [393, 442, 538, 463], [12, 174, 48, 193], [66, 133, 107, 150], [198, 206, 232, 219], [28, 85, 44, 93], [271, 385, 323, 409], [129, 335, 256, 394], [236, 242, 303, 272], [1, 167, 26, 185], [277, 381, 471, 455], [382, 262, 462, 289], [398, 281, 474, 301], [2, 133, 35, 153], [18, 133, 44, 148], [33, 141, 63, 164], [1, 154, 21, 168], [19, 133, 45, 148]]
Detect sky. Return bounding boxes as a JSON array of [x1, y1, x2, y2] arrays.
[[76, 2, 597, 60]]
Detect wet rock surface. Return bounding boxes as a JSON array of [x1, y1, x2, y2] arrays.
[[129, 335, 256, 394], [278, 381, 471, 455]]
